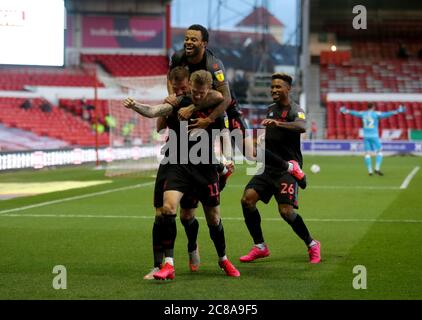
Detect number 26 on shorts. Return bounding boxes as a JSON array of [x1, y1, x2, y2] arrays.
[[280, 183, 294, 195]]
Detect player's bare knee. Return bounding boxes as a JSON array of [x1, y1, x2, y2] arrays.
[[203, 209, 217, 224], [162, 204, 177, 216], [204, 208, 220, 225], [278, 205, 294, 220], [206, 214, 220, 226], [180, 209, 195, 221], [207, 217, 220, 226], [241, 196, 256, 210]]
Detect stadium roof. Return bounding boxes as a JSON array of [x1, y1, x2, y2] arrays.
[[236, 6, 285, 28]]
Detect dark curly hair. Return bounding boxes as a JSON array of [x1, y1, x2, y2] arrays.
[[187, 24, 209, 43]]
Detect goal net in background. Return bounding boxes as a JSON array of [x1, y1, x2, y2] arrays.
[[104, 75, 168, 177]]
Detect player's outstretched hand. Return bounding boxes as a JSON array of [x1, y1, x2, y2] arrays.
[[123, 98, 136, 109], [339, 107, 347, 114], [187, 117, 213, 130], [261, 119, 278, 127], [398, 105, 406, 113]]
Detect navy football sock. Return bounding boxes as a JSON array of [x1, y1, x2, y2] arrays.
[[161, 215, 177, 258], [242, 204, 265, 244], [181, 217, 199, 252], [284, 212, 313, 246], [208, 220, 226, 258], [152, 216, 164, 268]]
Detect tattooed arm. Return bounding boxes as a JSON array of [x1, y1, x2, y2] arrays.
[[123, 97, 173, 118]]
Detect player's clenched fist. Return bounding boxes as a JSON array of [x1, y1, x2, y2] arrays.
[[123, 97, 136, 109]]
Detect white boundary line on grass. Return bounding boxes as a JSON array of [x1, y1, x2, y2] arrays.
[[0, 166, 418, 216], [0, 181, 154, 215], [0, 213, 421, 223], [227, 184, 400, 190], [0, 182, 399, 216], [400, 166, 420, 189]]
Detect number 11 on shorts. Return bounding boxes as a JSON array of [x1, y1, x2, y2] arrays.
[[208, 182, 219, 196]]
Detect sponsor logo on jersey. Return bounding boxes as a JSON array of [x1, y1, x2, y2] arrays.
[[281, 111, 288, 118], [214, 70, 225, 82], [297, 112, 306, 120], [212, 63, 219, 70]]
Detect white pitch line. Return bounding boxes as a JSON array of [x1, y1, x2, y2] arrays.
[[227, 184, 399, 190], [305, 185, 398, 190], [0, 181, 154, 215], [0, 182, 399, 216], [1, 213, 421, 223], [400, 166, 420, 189], [0, 173, 414, 216]]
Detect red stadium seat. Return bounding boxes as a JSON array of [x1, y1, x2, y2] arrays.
[[0, 67, 104, 90], [0, 97, 110, 147], [80, 54, 168, 77]]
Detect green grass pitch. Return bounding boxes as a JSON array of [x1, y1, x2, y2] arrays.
[[0, 155, 421, 299]]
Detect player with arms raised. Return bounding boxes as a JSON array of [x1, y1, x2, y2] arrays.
[[340, 103, 405, 175]]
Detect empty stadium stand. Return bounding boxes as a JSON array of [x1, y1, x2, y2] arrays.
[[0, 52, 168, 149], [80, 54, 168, 77], [0, 67, 103, 90], [320, 57, 422, 101], [58, 98, 155, 145], [320, 43, 422, 140], [0, 97, 109, 146]]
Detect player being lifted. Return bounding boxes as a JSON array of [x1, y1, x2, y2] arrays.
[[340, 103, 405, 176], [135, 67, 224, 279], [239, 73, 321, 264], [123, 70, 240, 279], [169, 24, 307, 189]]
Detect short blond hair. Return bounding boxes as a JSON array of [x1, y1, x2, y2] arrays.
[[190, 70, 213, 87]]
